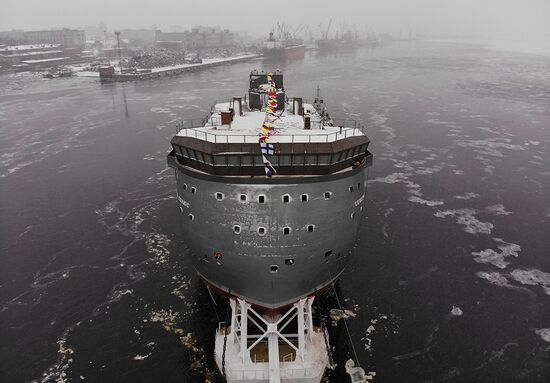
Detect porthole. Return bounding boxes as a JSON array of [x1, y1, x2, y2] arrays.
[[258, 227, 266, 236], [301, 194, 308, 202], [189, 214, 194, 221], [269, 265, 279, 273], [191, 187, 196, 194], [179, 206, 183, 213], [240, 194, 247, 202], [282, 194, 290, 203], [258, 195, 266, 204], [349, 186, 353, 193], [283, 227, 291, 235], [307, 224, 314, 232], [284, 258, 295, 266], [183, 184, 188, 191], [324, 191, 332, 200], [233, 225, 241, 234], [215, 192, 224, 201], [351, 212, 356, 219], [325, 250, 333, 257]]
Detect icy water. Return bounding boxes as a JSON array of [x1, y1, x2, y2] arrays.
[[1, 41, 549, 382]]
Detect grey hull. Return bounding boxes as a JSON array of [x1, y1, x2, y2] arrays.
[[169, 155, 370, 309]]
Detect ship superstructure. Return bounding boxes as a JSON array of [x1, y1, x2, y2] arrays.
[[167, 70, 372, 382], [262, 24, 306, 59]]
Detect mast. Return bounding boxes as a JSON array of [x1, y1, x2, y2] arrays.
[[115, 31, 123, 73]]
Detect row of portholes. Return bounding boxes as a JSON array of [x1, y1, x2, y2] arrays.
[[182, 180, 365, 201], [216, 192, 333, 203], [233, 224, 315, 235], [180, 207, 363, 224], [204, 250, 341, 271], [182, 184, 363, 202]]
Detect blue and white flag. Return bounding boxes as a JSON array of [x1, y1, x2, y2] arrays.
[[262, 155, 277, 178], [260, 142, 274, 155]]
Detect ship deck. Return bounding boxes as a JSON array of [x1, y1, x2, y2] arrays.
[[175, 102, 366, 144]]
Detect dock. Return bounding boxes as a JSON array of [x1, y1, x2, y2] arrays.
[[100, 54, 260, 82]]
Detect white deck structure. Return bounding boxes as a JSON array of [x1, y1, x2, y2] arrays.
[[215, 297, 329, 383], [176, 101, 366, 144]]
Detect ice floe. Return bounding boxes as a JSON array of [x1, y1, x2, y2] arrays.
[[476, 271, 510, 287], [150, 107, 172, 114], [455, 137, 524, 158], [450, 306, 463, 317], [486, 204, 513, 216], [509, 268, 550, 295], [434, 208, 494, 234], [535, 328, 550, 343], [133, 353, 151, 360], [472, 238, 521, 269], [408, 196, 444, 206], [454, 192, 480, 200], [370, 172, 411, 184]]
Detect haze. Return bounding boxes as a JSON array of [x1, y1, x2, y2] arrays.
[[1, 0, 549, 41]]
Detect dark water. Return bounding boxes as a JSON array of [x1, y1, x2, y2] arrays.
[[1, 41, 549, 382]]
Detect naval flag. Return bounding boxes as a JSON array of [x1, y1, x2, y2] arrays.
[[262, 155, 277, 178], [260, 142, 274, 155]]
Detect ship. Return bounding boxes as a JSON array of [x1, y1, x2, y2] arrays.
[[262, 28, 306, 60], [166, 70, 373, 382], [316, 20, 379, 53]]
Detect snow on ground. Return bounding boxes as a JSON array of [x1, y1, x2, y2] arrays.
[[150, 54, 258, 73]]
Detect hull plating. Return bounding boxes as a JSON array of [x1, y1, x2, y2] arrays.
[[172, 161, 369, 309]]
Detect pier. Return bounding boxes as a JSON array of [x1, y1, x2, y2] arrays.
[[99, 54, 260, 82]]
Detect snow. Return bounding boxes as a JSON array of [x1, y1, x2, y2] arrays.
[[150, 54, 258, 73], [0, 44, 61, 51], [21, 57, 69, 64], [75, 71, 100, 78], [176, 102, 366, 143]]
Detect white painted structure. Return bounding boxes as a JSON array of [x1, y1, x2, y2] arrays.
[[214, 297, 328, 383]]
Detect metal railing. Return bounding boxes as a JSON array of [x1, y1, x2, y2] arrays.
[[174, 117, 367, 143], [223, 360, 327, 380]]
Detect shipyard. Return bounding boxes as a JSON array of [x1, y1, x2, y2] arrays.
[[1, 1, 550, 383]]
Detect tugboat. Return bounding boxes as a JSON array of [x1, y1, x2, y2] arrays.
[[166, 70, 373, 382]]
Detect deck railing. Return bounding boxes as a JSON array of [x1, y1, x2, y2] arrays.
[[173, 117, 367, 143]]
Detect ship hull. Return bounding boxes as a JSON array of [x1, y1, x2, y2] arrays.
[[262, 44, 306, 60], [169, 155, 370, 310]]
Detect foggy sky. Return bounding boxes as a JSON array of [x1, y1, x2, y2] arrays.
[[1, 0, 549, 40]]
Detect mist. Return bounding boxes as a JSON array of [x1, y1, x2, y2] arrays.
[[1, 0, 550, 41]]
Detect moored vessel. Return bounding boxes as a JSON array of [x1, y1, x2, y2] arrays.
[[262, 31, 306, 60]]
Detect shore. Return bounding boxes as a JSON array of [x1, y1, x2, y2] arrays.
[[96, 54, 260, 82]]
